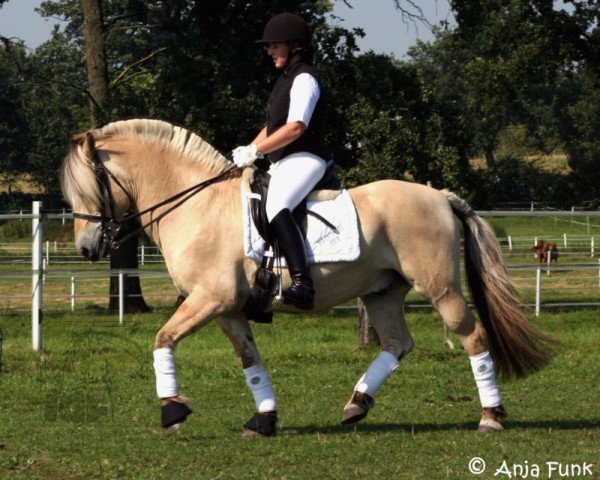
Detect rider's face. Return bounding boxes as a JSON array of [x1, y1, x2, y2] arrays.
[[266, 42, 289, 69]]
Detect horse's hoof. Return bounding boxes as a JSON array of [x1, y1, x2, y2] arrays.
[[164, 422, 183, 436], [242, 428, 265, 439], [242, 411, 279, 438], [161, 396, 192, 434], [341, 391, 374, 425], [477, 405, 507, 432], [478, 418, 503, 432]]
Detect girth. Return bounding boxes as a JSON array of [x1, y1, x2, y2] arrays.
[[243, 162, 341, 323]]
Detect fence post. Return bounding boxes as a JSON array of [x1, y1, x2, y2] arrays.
[[508, 236, 513, 251], [591, 237, 595, 258], [546, 248, 551, 276], [119, 272, 125, 325], [62, 207, 66, 226], [141, 245, 145, 266], [71, 276, 76, 312], [535, 267, 541, 317], [587, 216, 590, 234], [31, 201, 43, 352], [563, 233, 568, 248], [45, 240, 50, 265]]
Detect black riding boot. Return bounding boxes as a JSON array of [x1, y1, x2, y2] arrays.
[[270, 209, 315, 310]]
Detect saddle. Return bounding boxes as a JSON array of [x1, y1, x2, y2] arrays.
[[243, 161, 341, 324]]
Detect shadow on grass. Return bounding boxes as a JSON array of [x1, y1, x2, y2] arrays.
[[285, 418, 600, 435]]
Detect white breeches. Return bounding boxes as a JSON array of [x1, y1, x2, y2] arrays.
[[265, 152, 327, 222]]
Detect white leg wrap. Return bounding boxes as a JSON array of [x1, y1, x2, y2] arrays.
[[153, 348, 179, 399], [354, 351, 400, 397], [244, 364, 277, 413], [470, 351, 501, 408]]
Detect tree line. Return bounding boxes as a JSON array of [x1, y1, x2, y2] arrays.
[[1, 0, 599, 211]]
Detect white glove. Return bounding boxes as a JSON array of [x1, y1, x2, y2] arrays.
[[232, 143, 263, 168]]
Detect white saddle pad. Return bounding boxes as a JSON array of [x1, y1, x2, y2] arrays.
[[241, 186, 360, 265]]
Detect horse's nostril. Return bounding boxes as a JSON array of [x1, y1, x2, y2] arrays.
[[81, 247, 90, 258]]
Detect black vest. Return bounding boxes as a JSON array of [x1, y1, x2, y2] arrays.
[[266, 62, 325, 163]]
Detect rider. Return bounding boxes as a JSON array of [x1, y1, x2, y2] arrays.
[[232, 12, 327, 310]]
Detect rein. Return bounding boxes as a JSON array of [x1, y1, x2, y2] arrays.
[[72, 151, 238, 249]]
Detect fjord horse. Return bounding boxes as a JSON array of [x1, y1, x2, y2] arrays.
[[60, 119, 554, 436]]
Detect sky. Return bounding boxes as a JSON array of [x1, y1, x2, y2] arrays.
[[0, 0, 454, 58], [331, 0, 454, 58]]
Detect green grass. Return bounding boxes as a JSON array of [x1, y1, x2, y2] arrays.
[[486, 215, 598, 239], [1, 309, 598, 479]]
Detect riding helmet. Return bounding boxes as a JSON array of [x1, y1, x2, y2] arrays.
[[257, 12, 311, 44]]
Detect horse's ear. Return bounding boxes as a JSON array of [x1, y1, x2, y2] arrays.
[[71, 131, 96, 160], [83, 132, 96, 159]]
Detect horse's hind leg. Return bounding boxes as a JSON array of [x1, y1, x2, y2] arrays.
[[342, 281, 414, 425], [216, 315, 278, 437], [435, 291, 507, 432]]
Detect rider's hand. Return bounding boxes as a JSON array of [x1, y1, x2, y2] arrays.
[[232, 144, 263, 168]]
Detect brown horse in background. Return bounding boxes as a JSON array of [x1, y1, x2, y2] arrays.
[[533, 240, 559, 263]]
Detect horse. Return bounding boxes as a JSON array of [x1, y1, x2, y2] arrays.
[[533, 240, 559, 263], [60, 119, 555, 437]]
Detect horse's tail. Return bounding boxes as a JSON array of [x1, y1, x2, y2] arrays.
[[442, 190, 556, 379]]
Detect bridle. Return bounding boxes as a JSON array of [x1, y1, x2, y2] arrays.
[[72, 151, 237, 250]]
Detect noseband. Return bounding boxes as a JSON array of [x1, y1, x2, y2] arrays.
[[72, 151, 238, 250]]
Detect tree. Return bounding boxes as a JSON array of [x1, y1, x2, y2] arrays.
[[81, 0, 109, 126], [108, 219, 150, 313], [555, 69, 600, 202], [450, 1, 565, 169], [0, 41, 31, 193], [34, 0, 151, 309], [79, 0, 149, 312]]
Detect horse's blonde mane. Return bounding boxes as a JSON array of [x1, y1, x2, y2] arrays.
[[60, 119, 230, 209], [96, 119, 230, 172]]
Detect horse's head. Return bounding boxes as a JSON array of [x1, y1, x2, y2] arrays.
[[60, 131, 133, 261]]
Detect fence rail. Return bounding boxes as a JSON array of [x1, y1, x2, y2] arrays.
[[0, 235, 597, 264], [1, 264, 599, 314]]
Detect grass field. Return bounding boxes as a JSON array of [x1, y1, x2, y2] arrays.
[[0, 205, 598, 478], [1, 308, 598, 479]]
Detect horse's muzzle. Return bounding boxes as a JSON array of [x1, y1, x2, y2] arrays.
[[77, 224, 109, 262]]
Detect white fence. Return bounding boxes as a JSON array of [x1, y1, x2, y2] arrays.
[[1, 202, 600, 352], [1, 235, 597, 268]]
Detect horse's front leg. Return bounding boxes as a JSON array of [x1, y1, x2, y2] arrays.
[[216, 315, 279, 438], [153, 288, 234, 435]]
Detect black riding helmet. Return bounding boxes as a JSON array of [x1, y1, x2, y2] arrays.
[[256, 12, 311, 44]]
